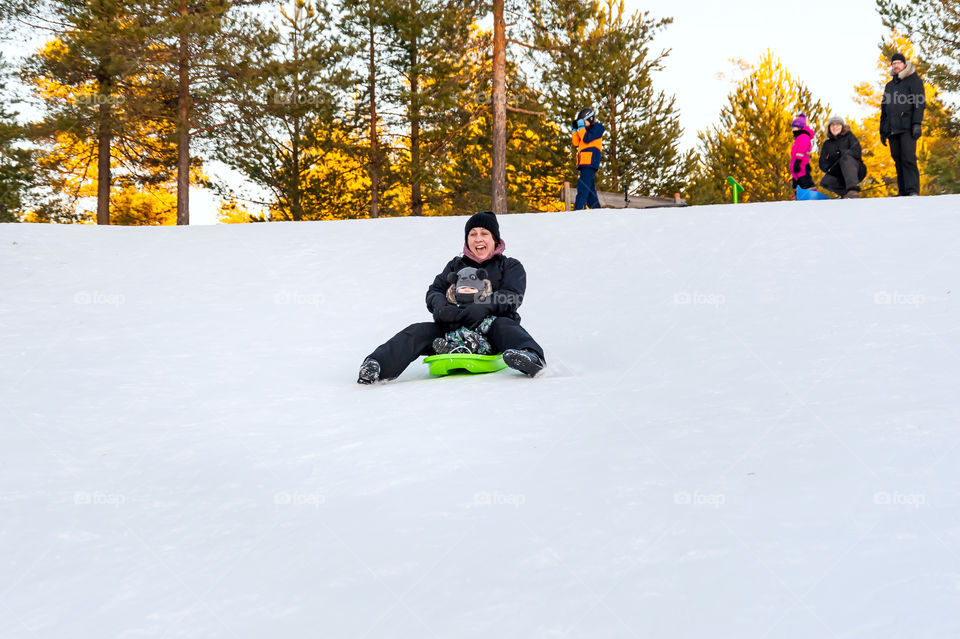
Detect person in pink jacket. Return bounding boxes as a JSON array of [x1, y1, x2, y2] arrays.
[[789, 113, 816, 191]]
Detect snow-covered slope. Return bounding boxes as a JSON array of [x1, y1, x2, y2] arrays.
[[2, 197, 959, 638]]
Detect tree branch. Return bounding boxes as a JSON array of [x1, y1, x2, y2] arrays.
[[506, 104, 546, 116]]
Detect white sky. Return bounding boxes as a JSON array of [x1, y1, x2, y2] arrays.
[[632, 0, 888, 146], [4, 0, 894, 224]]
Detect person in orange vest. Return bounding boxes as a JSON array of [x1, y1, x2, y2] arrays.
[[570, 107, 604, 210]]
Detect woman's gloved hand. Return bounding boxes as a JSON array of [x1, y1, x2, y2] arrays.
[[433, 302, 461, 324], [459, 304, 491, 329]]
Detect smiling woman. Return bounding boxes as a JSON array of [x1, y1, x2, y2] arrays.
[[357, 211, 546, 383], [467, 226, 496, 261]]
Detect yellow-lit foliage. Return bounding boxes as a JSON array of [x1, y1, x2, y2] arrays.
[[28, 35, 187, 224], [218, 197, 257, 224], [252, 136, 408, 221], [20, 206, 93, 224], [36, 131, 100, 201], [110, 185, 176, 225], [34, 126, 201, 224], [506, 119, 567, 213]]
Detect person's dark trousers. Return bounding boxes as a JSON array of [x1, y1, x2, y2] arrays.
[[792, 171, 814, 190], [889, 133, 920, 195], [367, 322, 444, 380], [367, 318, 545, 380], [487, 318, 545, 362], [575, 167, 601, 210], [821, 155, 863, 195]]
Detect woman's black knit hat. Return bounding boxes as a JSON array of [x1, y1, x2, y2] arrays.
[[464, 210, 501, 243]]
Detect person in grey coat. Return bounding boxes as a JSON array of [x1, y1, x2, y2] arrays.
[[819, 116, 867, 198]]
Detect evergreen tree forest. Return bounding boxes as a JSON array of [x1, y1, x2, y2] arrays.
[[1, 0, 694, 223], [0, 0, 958, 222]]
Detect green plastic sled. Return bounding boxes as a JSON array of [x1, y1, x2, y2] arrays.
[[423, 353, 507, 377]]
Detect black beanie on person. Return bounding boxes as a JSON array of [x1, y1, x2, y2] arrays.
[[464, 210, 501, 244], [891, 53, 906, 64]]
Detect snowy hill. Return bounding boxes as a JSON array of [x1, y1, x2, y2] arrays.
[[2, 197, 959, 638]]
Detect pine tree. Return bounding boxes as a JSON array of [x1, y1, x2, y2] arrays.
[[0, 116, 32, 222], [877, 0, 960, 93], [339, 0, 396, 218], [433, 33, 567, 215], [527, 0, 690, 199], [377, 0, 484, 216], [20, 0, 189, 225], [0, 0, 34, 23], [588, 0, 693, 197], [129, 0, 224, 225], [689, 52, 829, 204], [1, 54, 35, 222], [526, 0, 598, 118], [490, 0, 507, 214], [127, 0, 276, 225], [212, 0, 356, 221], [21, 0, 157, 224]]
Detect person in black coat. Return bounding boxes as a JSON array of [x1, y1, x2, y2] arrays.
[[819, 116, 867, 198], [358, 211, 546, 383], [880, 52, 925, 196]]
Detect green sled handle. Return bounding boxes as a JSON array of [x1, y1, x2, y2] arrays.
[[726, 176, 745, 204], [423, 353, 508, 376]]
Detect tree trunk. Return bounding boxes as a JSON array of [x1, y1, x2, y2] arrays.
[[96, 76, 112, 226], [491, 0, 507, 215], [409, 42, 422, 217], [291, 121, 303, 221], [176, 0, 190, 226], [290, 9, 303, 222], [368, 11, 379, 219]]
